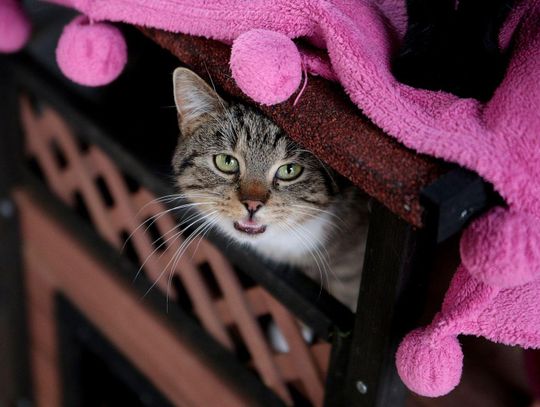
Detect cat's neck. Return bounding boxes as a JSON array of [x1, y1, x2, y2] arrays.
[[248, 211, 335, 266]]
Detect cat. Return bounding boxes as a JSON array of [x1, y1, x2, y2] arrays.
[[392, 0, 514, 101], [171, 67, 369, 311]]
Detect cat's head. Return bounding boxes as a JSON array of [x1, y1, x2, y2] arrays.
[[171, 68, 338, 249]]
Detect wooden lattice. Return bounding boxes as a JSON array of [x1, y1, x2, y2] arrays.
[[20, 95, 331, 406]]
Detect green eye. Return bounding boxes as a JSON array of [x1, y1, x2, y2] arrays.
[[214, 154, 239, 174], [276, 163, 303, 181]]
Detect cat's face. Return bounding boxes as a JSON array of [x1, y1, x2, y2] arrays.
[[172, 68, 337, 250]]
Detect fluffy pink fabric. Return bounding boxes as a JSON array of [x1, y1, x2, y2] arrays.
[[0, 0, 31, 52], [3, 0, 540, 397], [398, 265, 540, 396], [56, 15, 127, 86], [396, 328, 463, 397], [231, 30, 302, 105], [461, 208, 540, 288]]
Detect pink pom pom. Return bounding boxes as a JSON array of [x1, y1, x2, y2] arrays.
[[56, 15, 127, 87], [461, 208, 540, 288], [0, 0, 31, 53], [396, 328, 463, 397], [231, 29, 302, 105]]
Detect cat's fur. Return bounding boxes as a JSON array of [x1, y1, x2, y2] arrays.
[[171, 68, 368, 310]]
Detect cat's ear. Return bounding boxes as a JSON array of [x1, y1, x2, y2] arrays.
[[173, 68, 227, 133]]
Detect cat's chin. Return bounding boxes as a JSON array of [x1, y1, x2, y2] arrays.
[[233, 220, 267, 235]]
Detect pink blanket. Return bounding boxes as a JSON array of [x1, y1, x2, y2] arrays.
[[2, 0, 539, 397]]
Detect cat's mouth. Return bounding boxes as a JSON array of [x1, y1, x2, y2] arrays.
[[233, 220, 267, 235]]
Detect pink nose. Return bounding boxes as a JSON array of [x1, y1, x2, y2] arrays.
[[243, 200, 263, 217]]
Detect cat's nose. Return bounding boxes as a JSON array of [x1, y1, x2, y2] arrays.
[[243, 200, 263, 217]]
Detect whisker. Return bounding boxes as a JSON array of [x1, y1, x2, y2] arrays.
[[190, 216, 219, 260], [292, 219, 343, 290], [281, 216, 339, 295], [133, 209, 218, 284], [165, 215, 219, 311], [141, 211, 218, 299], [148, 206, 217, 255], [134, 192, 220, 216], [291, 208, 342, 231], [169, 214, 218, 276], [122, 201, 217, 252], [291, 204, 346, 225], [289, 218, 333, 259], [277, 221, 326, 298]]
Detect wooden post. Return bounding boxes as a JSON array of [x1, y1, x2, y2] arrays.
[[0, 57, 32, 405], [329, 202, 434, 406]]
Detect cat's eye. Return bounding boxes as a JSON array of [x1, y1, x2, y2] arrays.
[[276, 163, 303, 181], [214, 153, 239, 174]]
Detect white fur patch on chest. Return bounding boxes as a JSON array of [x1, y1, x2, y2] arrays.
[[249, 213, 332, 265]]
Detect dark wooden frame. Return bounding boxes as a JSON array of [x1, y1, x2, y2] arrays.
[[0, 57, 32, 406]]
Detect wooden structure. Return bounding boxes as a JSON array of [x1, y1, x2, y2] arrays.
[[0, 6, 500, 407]]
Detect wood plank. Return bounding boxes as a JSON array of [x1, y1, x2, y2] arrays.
[[30, 350, 62, 407], [339, 202, 428, 407], [0, 57, 31, 405]]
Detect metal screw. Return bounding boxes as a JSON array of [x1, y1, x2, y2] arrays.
[[0, 199, 14, 218], [356, 380, 368, 394]]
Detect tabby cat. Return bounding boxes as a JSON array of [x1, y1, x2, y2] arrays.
[[171, 68, 368, 310]]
